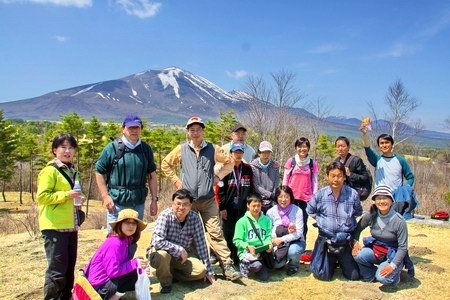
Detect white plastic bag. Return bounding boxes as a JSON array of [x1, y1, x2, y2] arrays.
[[135, 264, 151, 300]]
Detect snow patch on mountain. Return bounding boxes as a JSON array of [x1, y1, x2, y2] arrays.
[[158, 68, 181, 98], [71, 84, 98, 96]]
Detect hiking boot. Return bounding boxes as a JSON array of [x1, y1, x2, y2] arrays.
[[407, 267, 415, 278], [160, 285, 172, 294], [286, 266, 298, 276], [223, 263, 242, 281]]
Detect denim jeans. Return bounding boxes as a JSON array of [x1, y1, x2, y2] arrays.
[[354, 247, 403, 285], [274, 239, 306, 269]]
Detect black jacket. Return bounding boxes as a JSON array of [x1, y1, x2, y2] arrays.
[[218, 162, 254, 216], [335, 153, 371, 188]]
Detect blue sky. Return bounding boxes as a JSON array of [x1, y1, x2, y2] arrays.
[[1, 0, 449, 131]]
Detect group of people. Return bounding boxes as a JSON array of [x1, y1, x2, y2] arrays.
[[36, 114, 415, 299]]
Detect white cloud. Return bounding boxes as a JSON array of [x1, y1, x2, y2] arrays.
[[226, 70, 248, 79], [53, 35, 70, 42], [418, 9, 450, 38], [116, 0, 161, 18], [308, 43, 345, 54], [0, 0, 92, 7], [321, 68, 339, 75], [378, 42, 422, 58]]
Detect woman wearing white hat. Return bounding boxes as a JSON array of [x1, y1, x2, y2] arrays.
[[83, 209, 148, 299], [352, 186, 413, 285]]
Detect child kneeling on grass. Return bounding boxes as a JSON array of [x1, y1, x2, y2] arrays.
[[84, 209, 148, 299], [233, 194, 273, 281]]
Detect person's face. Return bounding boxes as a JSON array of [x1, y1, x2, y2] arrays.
[[122, 126, 142, 144], [378, 138, 393, 154], [120, 218, 138, 237], [172, 197, 192, 221], [277, 191, 291, 208], [374, 195, 393, 215], [327, 168, 345, 190], [247, 200, 262, 218], [187, 124, 204, 142], [231, 129, 246, 142], [232, 150, 244, 164], [335, 140, 350, 158], [296, 143, 309, 158], [53, 140, 76, 163], [259, 151, 272, 162]]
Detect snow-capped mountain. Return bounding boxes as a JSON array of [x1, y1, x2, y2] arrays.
[[0, 67, 253, 123]]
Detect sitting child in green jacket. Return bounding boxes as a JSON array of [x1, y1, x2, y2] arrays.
[[233, 194, 273, 281]]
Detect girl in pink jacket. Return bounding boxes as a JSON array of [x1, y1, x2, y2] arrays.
[[283, 137, 319, 241], [84, 209, 148, 299]]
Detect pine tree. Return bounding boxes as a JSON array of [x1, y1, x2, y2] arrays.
[[0, 110, 19, 201]]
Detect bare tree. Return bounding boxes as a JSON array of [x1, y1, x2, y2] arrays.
[[367, 79, 423, 146], [304, 96, 332, 157], [243, 70, 306, 164]]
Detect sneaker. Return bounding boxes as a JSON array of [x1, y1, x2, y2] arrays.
[[407, 267, 415, 278], [160, 285, 172, 294], [223, 264, 242, 281], [286, 266, 298, 276]]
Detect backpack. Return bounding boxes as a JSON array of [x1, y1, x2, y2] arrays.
[[106, 137, 151, 186], [343, 155, 373, 201], [288, 157, 314, 192]]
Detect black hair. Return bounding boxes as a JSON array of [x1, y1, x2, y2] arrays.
[[51, 133, 78, 156], [246, 194, 262, 205], [335, 136, 350, 147], [274, 186, 295, 202], [377, 134, 394, 146], [326, 161, 346, 176], [294, 137, 310, 149], [172, 188, 194, 203]]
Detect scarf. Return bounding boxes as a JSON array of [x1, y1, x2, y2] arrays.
[[258, 158, 272, 172], [277, 204, 293, 227], [121, 135, 141, 149], [294, 154, 311, 168]]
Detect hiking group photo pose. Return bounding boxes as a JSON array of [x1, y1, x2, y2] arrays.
[[34, 114, 418, 299]]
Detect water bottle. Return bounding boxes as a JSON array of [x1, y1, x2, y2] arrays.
[[73, 180, 82, 206]]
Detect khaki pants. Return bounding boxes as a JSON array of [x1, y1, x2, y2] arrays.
[[149, 250, 206, 286], [192, 197, 233, 265]]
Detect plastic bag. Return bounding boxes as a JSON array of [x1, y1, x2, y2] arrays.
[[135, 264, 151, 300]]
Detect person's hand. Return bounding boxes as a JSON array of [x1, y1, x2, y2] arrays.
[[379, 264, 394, 277], [272, 237, 284, 246], [205, 273, 216, 284], [247, 245, 256, 256], [138, 258, 148, 269], [359, 123, 368, 134], [266, 244, 273, 253], [288, 224, 296, 233], [150, 200, 158, 216], [68, 189, 82, 200], [352, 241, 362, 256], [175, 180, 182, 189], [345, 167, 351, 177], [220, 210, 228, 220], [102, 195, 115, 213], [180, 249, 188, 264]]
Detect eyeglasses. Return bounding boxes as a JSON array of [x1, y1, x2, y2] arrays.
[[123, 221, 138, 226], [173, 202, 191, 208]]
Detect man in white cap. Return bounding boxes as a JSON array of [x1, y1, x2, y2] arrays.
[[161, 116, 242, 281]]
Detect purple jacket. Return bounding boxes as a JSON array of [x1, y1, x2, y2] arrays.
[[85, 235, 138, 289]]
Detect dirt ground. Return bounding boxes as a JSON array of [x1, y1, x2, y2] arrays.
[[1, 211, 450, 300]]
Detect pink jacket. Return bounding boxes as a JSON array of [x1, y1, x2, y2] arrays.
[[283, 157, 319, 202]]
